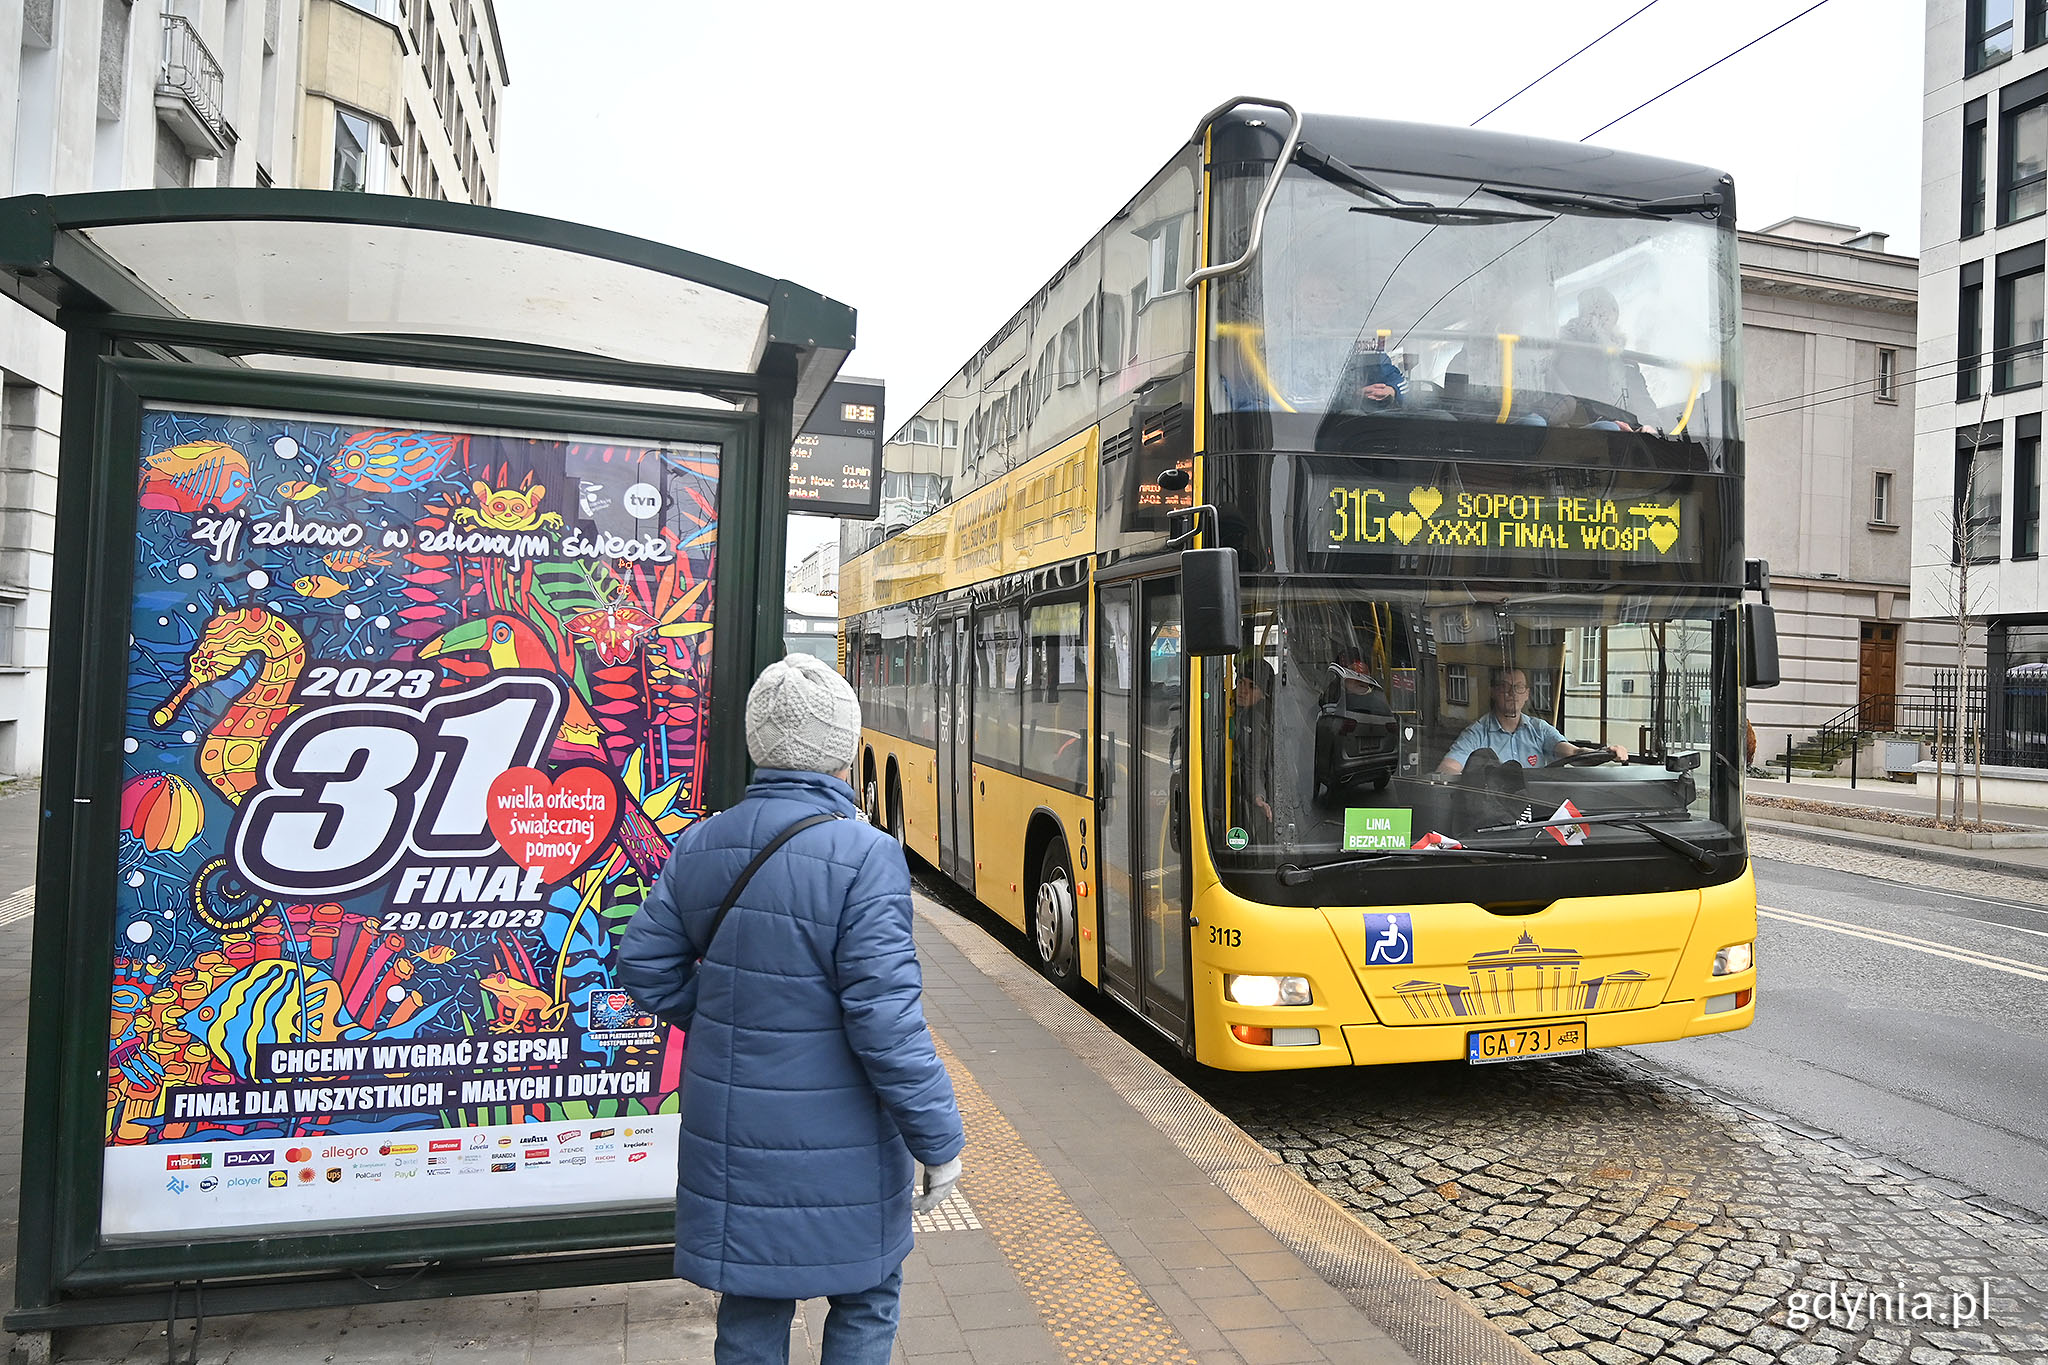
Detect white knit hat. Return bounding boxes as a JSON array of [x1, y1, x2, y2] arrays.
[[745, 654, 862, 775]]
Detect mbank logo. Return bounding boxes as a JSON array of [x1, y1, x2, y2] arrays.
[[165, 1153, 210, 1171]]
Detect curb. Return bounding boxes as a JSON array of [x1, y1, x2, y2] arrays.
[[910, 892, 1544, 1365], [1746, 816, 2048, 884], [1744, 800, 2048, 848]]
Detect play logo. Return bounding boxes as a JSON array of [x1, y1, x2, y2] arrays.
[[223, 1149, 273, 1168]]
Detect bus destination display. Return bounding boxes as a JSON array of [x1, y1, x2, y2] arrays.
[[1306, 472, 1699, 569], [789, 379, 884, 520]]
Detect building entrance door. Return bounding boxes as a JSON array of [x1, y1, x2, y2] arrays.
[[1860, 623, 1899, 728]]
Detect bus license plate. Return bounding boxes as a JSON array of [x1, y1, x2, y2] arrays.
[[1467, 1021, 1587, 1064]]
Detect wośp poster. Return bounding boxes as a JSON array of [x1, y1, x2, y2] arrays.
[[107, 407, 715, 1241]]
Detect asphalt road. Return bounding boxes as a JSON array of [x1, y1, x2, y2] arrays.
[[1629, 840, 2048, 1218]]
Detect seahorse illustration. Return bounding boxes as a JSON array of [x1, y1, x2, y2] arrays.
[[153, 607, 308, 804]]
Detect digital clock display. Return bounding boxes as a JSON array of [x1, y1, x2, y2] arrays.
[[840, 403, 877, 423]]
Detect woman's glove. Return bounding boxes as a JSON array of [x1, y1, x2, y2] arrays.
[[913, 1157, 963, 1214]]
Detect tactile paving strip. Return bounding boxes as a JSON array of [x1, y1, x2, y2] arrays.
[[931, 1031, 1199, 1365], [911, 1186, 980, 1233], [0, 887, 33, 928], [917, 897, 1543, 1365]]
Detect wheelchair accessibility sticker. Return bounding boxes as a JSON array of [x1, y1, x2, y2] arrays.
[[1363, 911, 1415, 966]]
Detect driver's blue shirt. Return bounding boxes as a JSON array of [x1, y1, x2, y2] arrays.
[[1445, 712, 1567, 768]]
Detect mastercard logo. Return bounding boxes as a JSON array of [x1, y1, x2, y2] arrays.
[[285, 1147, 312, 1163]]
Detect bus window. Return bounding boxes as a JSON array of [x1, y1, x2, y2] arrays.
[[973, 607, 1021, 770], [1022, 597, 1087, 790]]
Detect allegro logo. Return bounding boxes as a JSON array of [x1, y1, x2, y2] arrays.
[[320, 1146, 368, 1160]]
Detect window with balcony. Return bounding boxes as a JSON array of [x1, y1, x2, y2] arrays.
[[1996, 247, 2046, 391], [1970, 0, 2016, 74]]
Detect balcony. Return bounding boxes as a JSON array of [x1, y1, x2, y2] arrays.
[[155, 14, 235, 159]]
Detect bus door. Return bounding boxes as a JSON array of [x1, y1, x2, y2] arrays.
[[1096, 575, 1191, 1043], [935, 610, 974, 889]]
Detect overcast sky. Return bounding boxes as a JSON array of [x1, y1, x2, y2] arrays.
[[492, 0, 1924, 568]]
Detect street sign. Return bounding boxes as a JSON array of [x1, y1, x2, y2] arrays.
[[789, 379, 884, 520]]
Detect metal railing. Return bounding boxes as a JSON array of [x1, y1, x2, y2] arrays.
[[159, 15, 228, 149]]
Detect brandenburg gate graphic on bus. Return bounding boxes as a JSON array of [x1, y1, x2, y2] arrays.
[[1393, 931, 1651, 1021]]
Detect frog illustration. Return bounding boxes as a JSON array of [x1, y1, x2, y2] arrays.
[[477, 970, 568, 1033]]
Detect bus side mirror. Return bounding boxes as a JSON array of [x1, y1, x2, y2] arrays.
[[1744, 602, 1781, 689], [1182, 547, 1242, 656]]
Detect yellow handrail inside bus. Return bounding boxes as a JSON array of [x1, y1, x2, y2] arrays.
[[1495, 333, 1520, 425], [1214, 322, 1297, 413], [1672, 364, 1709, 436]]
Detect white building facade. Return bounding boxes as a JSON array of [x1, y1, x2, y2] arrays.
[[1914, 0, 2045, 763], [0, 0, 506, 775], [1740, 217, 1939, 751]]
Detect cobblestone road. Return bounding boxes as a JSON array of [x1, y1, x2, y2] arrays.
[[1198, 831, 2048, 1365]]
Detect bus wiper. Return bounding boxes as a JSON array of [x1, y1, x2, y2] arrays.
[[1477, 809, 1724, 873], [1276, 846, 1548, 885], [1479, 186, 1724, 220], [1293, 142, 1548, 224]]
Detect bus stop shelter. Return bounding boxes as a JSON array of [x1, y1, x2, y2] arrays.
[[0, 189, 854, 1329]]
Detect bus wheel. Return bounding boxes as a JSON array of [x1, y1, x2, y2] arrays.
[[887, 771, 905, 845], [864, 767, 884, 831], [1032, 840, 1079, 992]]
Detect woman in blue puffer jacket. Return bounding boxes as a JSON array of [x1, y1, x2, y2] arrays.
[[620, 654, 964, 1365]]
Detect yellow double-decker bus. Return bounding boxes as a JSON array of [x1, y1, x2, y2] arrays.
[[840, 99, 1775, 1070]]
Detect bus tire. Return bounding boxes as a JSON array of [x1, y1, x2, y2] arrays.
[[887, 768, 905, 845], [863, 758, 884, 831], [1032, 839, 1080, 992]]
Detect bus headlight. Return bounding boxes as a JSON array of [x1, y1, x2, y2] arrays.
[[1226, 974, 1312, 1007], [1712, 942, 1754, 976]]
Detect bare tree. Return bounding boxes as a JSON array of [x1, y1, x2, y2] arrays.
[[1932, 391, 1995, 828]]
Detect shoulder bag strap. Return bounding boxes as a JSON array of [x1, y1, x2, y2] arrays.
[[696, 812, 841, 965]]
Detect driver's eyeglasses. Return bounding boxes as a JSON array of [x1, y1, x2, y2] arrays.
[[1493, 683, 1529, 695]]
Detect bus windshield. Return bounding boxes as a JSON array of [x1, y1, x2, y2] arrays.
[[1211, 168, 1741, 446], [1210, 580, 1741, 877]]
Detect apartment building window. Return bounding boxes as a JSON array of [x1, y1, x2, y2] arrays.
[[1995, 244, 2045, 391], [1578, 627, 1602, 685], [2019, 415, 2042, 558], [1965, 99, 1989, 236], [1444, 664, 1469, 708], [1970, 0, 2016, 73], [1960, 262, 1986, 398], [1873, 471, 1896, 526], [333, 108, 377, 191], [2004, 94, 2048, 223], [1876, 347, 1898, 402], [1956, 424, 2004, 564], [2031, 0, 2048, 47]]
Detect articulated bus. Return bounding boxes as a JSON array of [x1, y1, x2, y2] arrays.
[[839, 100, 1775, 1070]]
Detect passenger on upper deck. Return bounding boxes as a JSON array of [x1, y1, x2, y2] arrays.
[[1549, 287, 1659, 432], [1329, 335, 1408, 413]]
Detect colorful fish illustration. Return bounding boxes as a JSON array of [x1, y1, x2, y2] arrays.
[[413, 945, 457, 965], [327, 430, 466, 493], [140, 440, 252, 513], [292, 574, 350, 599], [194, 958, 448, 1081], [566, 604, 657, 665], [322, 547, 393, 575], [274, 480, 324, 501]]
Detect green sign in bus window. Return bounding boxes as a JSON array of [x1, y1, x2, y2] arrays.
[[1343, 808, 1413, 851]]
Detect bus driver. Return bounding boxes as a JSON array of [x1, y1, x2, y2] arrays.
[[1436, 667, 1628, 774]]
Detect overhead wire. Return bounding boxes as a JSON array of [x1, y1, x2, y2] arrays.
[[1471, 0, 1663, 127], [1581, 0, 1833, 141]]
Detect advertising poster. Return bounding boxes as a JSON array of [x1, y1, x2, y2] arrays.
[[105, 406, 717, 1241]]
